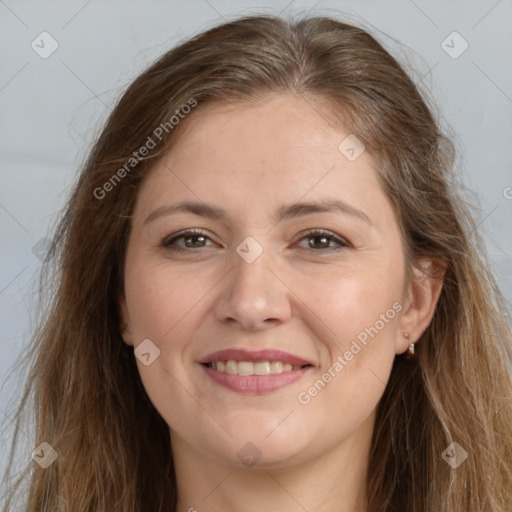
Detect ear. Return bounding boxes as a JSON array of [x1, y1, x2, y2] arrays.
[[118, 292, 134, 347], [396, 259, 445, 354]]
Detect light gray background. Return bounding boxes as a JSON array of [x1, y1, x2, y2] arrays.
[[1, 0, 511, 497]]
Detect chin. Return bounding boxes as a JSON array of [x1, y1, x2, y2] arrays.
[[202, 425, 316, 470]]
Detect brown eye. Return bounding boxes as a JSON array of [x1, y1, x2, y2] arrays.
[[295, 229, 350, 252], [162, 229, 214, 251]]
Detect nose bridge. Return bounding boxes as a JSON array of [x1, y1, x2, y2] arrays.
[[214, 238, 291, 329], [234, 241, 273, 291]]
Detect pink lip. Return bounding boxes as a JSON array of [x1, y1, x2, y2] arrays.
[[200, 365, 312, 393], [198, 348, 314, 394], [198, 349, 312, 367]]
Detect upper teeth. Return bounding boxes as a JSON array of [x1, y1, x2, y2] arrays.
[[210, 360, 303, 375]]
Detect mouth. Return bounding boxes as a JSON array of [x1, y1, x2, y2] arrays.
[[198, 349, 314, 393]]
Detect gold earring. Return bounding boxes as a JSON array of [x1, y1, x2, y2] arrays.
[[404, 332, 415, 355]]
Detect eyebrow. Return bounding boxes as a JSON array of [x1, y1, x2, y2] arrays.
[[143, 198, 372, 226]]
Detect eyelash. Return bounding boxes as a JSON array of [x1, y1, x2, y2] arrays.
[[161, 228, 350, 253]]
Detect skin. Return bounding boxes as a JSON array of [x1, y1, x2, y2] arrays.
[[119, 94, 443, 512]]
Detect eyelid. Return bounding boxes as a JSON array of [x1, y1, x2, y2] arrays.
[[160, 228, 351, 252], [161, 228, 214, 248], [293, 228, 351, 250]]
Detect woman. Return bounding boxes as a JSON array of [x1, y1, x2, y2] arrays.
[[3, 13, 512, 512]]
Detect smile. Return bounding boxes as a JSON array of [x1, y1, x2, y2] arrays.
[[199, 348, 314, 393]]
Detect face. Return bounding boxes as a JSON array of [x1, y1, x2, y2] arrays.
[[119, 94, 417, 469]]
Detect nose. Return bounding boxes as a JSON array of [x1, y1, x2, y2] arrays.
[[214, 246, 292, 331]]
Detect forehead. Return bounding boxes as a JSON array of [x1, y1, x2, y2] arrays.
[[133, 94, 391, 225], [169, 93, 348, 161]]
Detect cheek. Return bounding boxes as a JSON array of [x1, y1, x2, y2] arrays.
[[293, 263, 402, 411], [123, 262, 216, 427], [124, 260, 210, 343], [302, 261, 403, 349], [123, 259, 223, 398]]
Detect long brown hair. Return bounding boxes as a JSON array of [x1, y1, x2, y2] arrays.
[[2, 13, 512, 512]]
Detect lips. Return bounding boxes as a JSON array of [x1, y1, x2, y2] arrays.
[[198, 348, 314, 393]]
